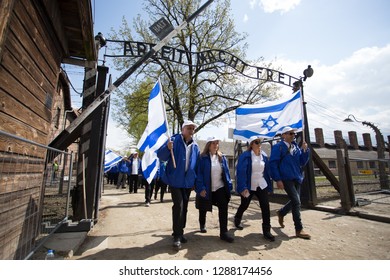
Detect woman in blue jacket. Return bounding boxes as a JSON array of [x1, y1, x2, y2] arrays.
[[195, 136, 234, 243], [234, 135, 275, 242]]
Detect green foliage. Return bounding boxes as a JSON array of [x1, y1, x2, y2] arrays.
[[112, 79, 155, 142]]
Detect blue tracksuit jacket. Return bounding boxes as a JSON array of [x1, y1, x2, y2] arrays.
[[157, 133, 200, 188], [236, 150, 272, 194], [269, 140, 310, 184], [195, 153, 232, 200]]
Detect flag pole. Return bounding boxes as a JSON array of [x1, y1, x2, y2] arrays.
[[158, 78, 176, 168], [294, 81, 305, 145], [299, 87, 305, 144]]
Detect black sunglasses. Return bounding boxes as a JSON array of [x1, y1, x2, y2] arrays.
[[253, 140, 261, 145], [288, 132, 296, 135]]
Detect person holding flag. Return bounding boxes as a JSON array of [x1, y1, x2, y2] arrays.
[[137, 79, 200, 249], [269, 126, 311, 239], [157, 120, 200, 250]]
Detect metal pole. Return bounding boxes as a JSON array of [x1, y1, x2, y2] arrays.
[[299, 80, 317, 206], [362, 121, 389, 189], [65, 151, 74, 219], [344, 115, 389, 189]]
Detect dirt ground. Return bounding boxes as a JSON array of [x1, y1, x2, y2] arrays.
[[70, 184, 390, 260]]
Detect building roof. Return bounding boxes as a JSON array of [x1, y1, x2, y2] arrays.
[[57, 0, 97, 63]]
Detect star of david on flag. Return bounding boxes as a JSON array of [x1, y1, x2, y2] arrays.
[[233, 90, 303, 141]]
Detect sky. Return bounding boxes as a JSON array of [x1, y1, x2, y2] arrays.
[[66, 0, 390, 152]]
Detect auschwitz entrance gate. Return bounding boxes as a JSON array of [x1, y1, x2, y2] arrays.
[[50, 0, 338, 229]]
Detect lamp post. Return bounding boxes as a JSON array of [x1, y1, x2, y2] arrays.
[[344, 114, 389, 189], [296, 65, 317, 207]]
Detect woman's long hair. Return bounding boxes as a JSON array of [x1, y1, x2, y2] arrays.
[[201, 141, 223, 162], [246, 140, 255, 151]]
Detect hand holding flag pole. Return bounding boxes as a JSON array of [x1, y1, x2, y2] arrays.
[[167, 139, 176, 168]]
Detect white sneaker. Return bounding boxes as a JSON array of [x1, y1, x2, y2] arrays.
[[145, 202, 150, 207]]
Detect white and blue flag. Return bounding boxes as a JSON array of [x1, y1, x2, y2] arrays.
[[137, 80, 169, 183], [104, 150, 122, 173], [233, 90, 303, 141]]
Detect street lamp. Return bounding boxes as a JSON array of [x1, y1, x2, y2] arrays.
[[344, 114, 389, 189], [296, 65, 317, 206]]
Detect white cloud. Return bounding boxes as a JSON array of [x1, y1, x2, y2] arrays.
[[243, 14, 249, 23], [105, 118, 137, 154], [273, 44, 390, 144], [249, 0, 257, 10], [260, 0, 301, 14]]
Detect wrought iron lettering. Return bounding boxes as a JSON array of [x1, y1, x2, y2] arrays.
[[106, 40, 299, 87]]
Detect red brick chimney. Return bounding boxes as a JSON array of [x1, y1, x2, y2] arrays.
[[362, 133, 373, 150], [334, 130, 345, 148], [314, 128, 325, 147], [388, 135, 390, 156], [348, 131, 359, 149]]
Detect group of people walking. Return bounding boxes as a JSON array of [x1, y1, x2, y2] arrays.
[[107, 120, 311, 249], [106, 152, 169, 204], [156, 120, 312, 250], [115, 152, 142, 193]]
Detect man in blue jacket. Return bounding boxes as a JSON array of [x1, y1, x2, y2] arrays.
[[269, 126, 311, 239], [157, 120, 200, 249], [128, 152, 141, 193]]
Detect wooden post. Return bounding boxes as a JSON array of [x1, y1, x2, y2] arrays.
[[343, 143, 355, 206], [336, 149, 352, 212]]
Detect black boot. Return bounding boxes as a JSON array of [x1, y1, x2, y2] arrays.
[[263, 231, 275, 242], [220, 232, 234, 243], [234, 217, 243, 230], [173, 236, 181, 249], [263, 224, 275, 241]]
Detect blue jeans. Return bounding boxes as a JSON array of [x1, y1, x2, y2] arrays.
[[279, 180, 303, 231]]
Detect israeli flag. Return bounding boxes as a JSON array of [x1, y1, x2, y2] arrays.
[[233, 90, 303, 141], [137, 80, 169, 183], [104, 150, 122, 173]]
